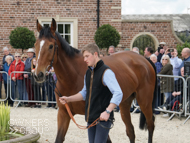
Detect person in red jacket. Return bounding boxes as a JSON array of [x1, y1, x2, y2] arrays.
[[8, 53, 25, 102]]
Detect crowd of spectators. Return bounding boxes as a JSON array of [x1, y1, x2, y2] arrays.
[[143, 42, 189, 117], [1, 44, 189, 116], [105, 43, 189, 117], [0, 47, 57, 109]]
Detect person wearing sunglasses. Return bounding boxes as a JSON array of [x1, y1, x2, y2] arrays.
[[21, 54, 28, 64], [158, 55, 174, 116], [8, 53, 25, 105]]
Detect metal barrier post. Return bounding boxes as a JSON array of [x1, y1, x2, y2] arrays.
[[0, 71, 9, 102]]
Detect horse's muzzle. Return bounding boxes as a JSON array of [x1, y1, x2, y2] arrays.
[[34, 72, 45, 83]]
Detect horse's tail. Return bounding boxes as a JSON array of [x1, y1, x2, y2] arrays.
[[139, 58, 157, 130]]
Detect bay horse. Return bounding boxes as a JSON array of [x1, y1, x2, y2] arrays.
[[34, 18, 156, 143]]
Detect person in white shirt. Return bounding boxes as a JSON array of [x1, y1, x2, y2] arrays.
[[170, 49, 182, 83]]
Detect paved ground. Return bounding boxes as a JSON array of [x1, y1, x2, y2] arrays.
[[10, 106, 190, 143]]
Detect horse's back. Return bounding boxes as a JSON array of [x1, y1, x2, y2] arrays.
[[103, 51, 156, 99]]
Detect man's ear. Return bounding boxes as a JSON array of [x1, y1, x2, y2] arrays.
[[94, 52, 99, 57]]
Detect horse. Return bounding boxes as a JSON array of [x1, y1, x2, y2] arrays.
[[34, 18, 156, 143]]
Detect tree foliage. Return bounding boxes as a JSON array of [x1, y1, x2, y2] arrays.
[[176, 32, 190, 43], [9, 27, 36, 52], [176, 41, 190, 56], [94, 24, 120, 50]]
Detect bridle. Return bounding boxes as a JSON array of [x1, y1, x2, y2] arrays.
[[45, 36, 58, 72]]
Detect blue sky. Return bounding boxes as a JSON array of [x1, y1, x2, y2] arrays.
[[122, 0, 190, 14]]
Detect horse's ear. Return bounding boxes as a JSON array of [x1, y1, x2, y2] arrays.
[[50, 18, 56, 34], [36, 19, 42, 32]]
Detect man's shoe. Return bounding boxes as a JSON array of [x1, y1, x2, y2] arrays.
[[114, 109, 119, 112], [134, 109, 140, 113], [154, 111, 160, 115], [158, 104, 167, 110], [45, 105, 51, 108]]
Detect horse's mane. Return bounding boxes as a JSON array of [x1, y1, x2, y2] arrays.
[[39, 26, 80, 57]]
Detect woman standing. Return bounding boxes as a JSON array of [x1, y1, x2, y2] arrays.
[[8, 53, 25, 102], [3, 55, 13, 106], [159, 55, 174, 100]]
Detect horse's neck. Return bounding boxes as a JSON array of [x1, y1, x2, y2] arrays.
[[54, 52, 86, 87]]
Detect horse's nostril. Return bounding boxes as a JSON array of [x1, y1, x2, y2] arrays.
[[38, 72, 44, 78]]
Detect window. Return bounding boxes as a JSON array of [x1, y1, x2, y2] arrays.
[[38, 16, 78, 48], [42, 22, 73, 46]]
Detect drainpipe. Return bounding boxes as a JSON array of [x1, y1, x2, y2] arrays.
[[97, 0, 100, 29]]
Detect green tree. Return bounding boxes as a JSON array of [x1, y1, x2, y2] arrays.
[[94, 24, 120, 50], [176, 32, 190, 43], [176, 41, 190, 56], [9, 27, 36, 53]]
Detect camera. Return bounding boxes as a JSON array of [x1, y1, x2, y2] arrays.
[[168, 48, 174, 52]]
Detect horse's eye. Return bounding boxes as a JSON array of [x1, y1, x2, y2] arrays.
[[49, 45, 53, 49]]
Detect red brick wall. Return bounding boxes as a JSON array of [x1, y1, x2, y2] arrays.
[[0, 0, 121, 60], [120, 22, 181, 49]]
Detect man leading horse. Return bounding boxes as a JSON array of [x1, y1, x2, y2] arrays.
[[59, 43, 123, 143]]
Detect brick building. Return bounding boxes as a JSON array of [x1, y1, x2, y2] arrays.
[[0, 0, 189, 60]]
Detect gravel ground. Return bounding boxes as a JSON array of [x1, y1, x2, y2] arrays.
[[10, 106, 190, 143]]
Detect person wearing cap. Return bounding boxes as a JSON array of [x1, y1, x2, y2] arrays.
[[24, 48, 36, 107], [2, 46, 14, 65]]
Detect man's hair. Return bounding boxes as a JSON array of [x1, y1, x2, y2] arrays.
[[5, 55, 13, 62], [14, 52, 20, 56], [133, 47, 139, 52], [184, 47, 190, 55], [150, 54, 157, 60], [81, 43, 100, 56], [132, 47, 139, 54], [146, 47, 154, 54], [161, 55, 171, 65], [109, 45, 115, 49], [2, 46, 9, 52]]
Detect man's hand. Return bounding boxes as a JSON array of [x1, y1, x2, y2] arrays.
[[100, 111, 110, 121], [165, 48, 170, 54], [24, 74, 28, 78], [59, 96, 70, 105]]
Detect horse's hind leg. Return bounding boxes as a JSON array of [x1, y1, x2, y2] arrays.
[[120, 94, 135, 143], [55, 108, 71, 143], [137, 90, 155, 143]]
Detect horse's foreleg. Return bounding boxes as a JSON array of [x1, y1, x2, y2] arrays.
[[120, 95, 135, 143], [55, 108, 71, 143]]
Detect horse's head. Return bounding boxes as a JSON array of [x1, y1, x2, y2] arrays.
[[34, 18, 58, 83]]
